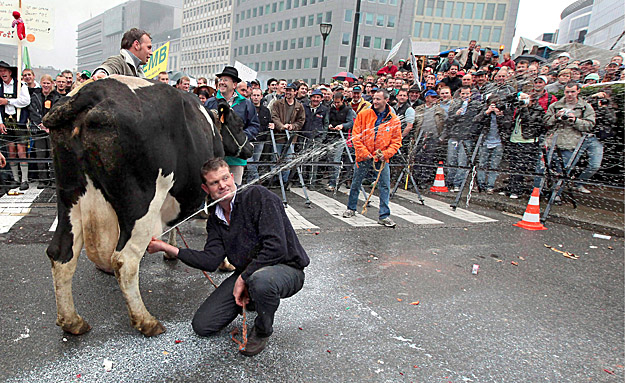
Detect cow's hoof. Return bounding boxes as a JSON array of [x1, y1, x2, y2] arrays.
[[58, 316, 92, 335], [139, 320, 166, 337]]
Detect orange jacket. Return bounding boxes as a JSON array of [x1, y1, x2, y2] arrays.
[[352, 106, 402, 163]]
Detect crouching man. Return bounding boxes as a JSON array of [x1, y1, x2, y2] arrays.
[[147, 158, 309, 356]]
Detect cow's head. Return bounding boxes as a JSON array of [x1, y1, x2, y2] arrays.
[[214, 99, 254, 159]]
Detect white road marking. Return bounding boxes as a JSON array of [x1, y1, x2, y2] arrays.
[[338, 189, 444, 225], [285, 205, 319, 230], [291, 188, 379, 227], [49, 216, 58, 232], [0, 187, 43, 233], [394, 189, 498, 223]]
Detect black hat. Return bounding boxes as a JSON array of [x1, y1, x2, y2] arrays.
[[474, 70, 488, 76], [215, 66, 241, 83], [0, 60, 17, 79], [352, 84, 363, 92], [285, 82, 298, 90], [580, 59, 593, 66]]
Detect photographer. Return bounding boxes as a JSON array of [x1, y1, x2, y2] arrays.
[[544, 82, 595, 187]]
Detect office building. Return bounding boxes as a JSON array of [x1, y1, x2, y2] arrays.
[[556, 0, 593, 45], [583, 0, 624, 51]]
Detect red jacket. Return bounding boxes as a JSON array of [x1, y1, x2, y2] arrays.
[[500, 59, 516, 70], [352, 106, 402, 163], [537, 91, 558, 112], [377, 65, 398, 77]]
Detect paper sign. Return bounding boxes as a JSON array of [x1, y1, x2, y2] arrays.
[[143, 42, 169, 79], [385, 39, 404, 63], [411, 41, 441, 56], [0, 0, 54, 49], [234, 61, 257, 83]]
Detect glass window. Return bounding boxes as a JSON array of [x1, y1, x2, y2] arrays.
[[379, 0, 387, 3], [263, 42, 267, 52], [308, 15, 314, 26], [416, 0, 425, 15], [322, 56, 327, 68], [442, 23, 450, 39], [294, 0, 300, 6], [435, 0, 444, 17], [432, 23, 441, 39], [481, 25, 491, 41], [277, 21, 282, 31], [298, 37, 304, 48], [326, 11, 332, 22], [314, 35, 321, 46], [268, 61, 273, 71], [300, 16, 305, 26], [293, 18, 298, 28], [451, 23, 460, 40], [492, 26, 501, 42], [281, 60, 287, 70], [283, 40, 288, 50], [261, 62, 266, 71], [465, 2, 473, 18], [312, 57, 319, 68], [363, 35, 371, 47], [384, 38, 393, 50], [306, 36, 312, 47], [296, 58, 302, 69], [454, 2, 464, 18], [345, 9, 353, 22], [339, 56, 348, 67], [387, 15, 396, 27], [279, 1, 285, 11], [290, 38, 296, 49], [365, 13, 374, 25], [474, 2, 484, 19], [269, 42, 274, 51], [271, 22, 276, 32], [276, 41, 281, 51], [445, 1, 454, 17], [288, 59, 294, 70], [471, 25, 481, 41], [272, 3, 277, 12], [361, 58, 369, 70], [304, 58, 310, 68], [265, 4, 270, 14], [495, 4, 506, 20], [376, 15, 384, 27], [389, 0, 397, 4], [425, 0, 434, 16], [285, 19, 290, 30], [317, 13, 323, 24], [423, 22, 431, 38], [374, 37, 382, 49], [286, 0, 292, 9], [260, 6, 264, 16], [275, 60, 279, 70], [342, 33, 350, 45], [485, 3, 495, 20], [253, 8, 258, 17], [413, 21, 422, 38], [461, 25, 470, 40], [264, 24, 269, 33]]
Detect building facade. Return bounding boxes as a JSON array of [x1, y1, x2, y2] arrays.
[[76, 0, 182, 73], [556, 0, 593, 45], [180, 0, 233, 83], [584, 0, 624, 51]]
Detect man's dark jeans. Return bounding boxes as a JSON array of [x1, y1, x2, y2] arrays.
[[192, 264, 305, 338]]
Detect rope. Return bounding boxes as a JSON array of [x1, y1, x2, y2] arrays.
[[230, 304, 248, 351], [361, 154, 385, 215], [175, 227, 218, 289]]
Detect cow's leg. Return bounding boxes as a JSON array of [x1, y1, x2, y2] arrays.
[[50, 202, 92, 335], [164, 229, 177, 260], [112, 171, 174, 336]]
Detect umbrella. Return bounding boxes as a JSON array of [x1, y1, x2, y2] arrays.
[[513, 54, 547, 63], [332, 71, 357, 82], [439, 48, 499, 57]]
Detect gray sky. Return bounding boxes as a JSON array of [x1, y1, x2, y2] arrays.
[[28, 0, 571, 70]]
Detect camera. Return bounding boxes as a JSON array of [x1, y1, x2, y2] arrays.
[[559, 114, 571, 121]]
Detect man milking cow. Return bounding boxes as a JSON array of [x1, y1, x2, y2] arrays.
[[148, 158, 308, 356]]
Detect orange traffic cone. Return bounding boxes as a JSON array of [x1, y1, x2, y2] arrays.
[[429, 161, 449, 192], [514, 187, 547, 230]]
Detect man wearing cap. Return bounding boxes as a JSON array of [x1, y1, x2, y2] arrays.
[[602, 62, 620, 82], [270, 82, 306, 184], [377, 60, 399, 77], [413, 90, 446, 183], [342, 89, 401, 227], [556, 53, 571, 70], [579, 60, 594, 77], [76, 70, 92, 85], [457, 40, 479, 71], [350, 84, 371, 115], [319, 86, 333, 108], [408, 85, 424, 109], [545, 69, 571, 95], [93, 28, 152, 79], [302, 89, 329, 185], [206, 66, 260, 185], [324, 91, 357, 192], [0, 61, 31, 190], [583, 73, 600, 85]]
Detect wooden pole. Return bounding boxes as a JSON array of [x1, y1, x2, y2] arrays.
[[17, 1, 22, 93]]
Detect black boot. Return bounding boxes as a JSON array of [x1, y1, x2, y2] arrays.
[[239, 326, 270, 357]]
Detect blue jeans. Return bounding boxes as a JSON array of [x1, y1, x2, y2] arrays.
[[246, 141, 266, 183], [477, 143, 503, 190], [273, 143, 293, 183], [577, 136, 603, 183], [446, 139, 473, 188], [347, 159, 391, 219], [326, 139, 346, 187]]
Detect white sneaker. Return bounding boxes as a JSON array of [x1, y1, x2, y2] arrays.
[[452, 186, 460, 192], [509, 193, 519, 199], [575, 186, 591, 194], [343, 209, 355, 218]]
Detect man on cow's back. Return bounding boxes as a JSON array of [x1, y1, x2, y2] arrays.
[[147, 158, 308, 356], [93, 28, 152, 79], [205, 66, 259, 186]]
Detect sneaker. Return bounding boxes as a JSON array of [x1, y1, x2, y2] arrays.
[[554, 195, 562, 203], [325, 184, 336, 192], [239, 326, 270, 357], [498, 191, 506, 196], [343, 209, 355, 218], [574, 185, 591, 194], [377, 217, 397, 228], [452, 186, 460, 192], [37, 181, 50, 189], [19, 181, 29, 191], [509, 193, 519, 199], [486, 188, 495, 195]]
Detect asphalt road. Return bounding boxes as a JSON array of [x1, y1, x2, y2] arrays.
[[0, 190, 623, 382]]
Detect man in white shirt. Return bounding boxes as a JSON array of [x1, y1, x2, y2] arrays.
[[0, 61, 31, 190]]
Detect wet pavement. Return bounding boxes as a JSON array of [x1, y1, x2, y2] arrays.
[[0, 190, 623, 382]]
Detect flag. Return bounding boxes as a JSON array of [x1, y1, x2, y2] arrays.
[[23, 46, 30, 69]]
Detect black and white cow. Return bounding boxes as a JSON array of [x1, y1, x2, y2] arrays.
[[43, 75, 253, 336]]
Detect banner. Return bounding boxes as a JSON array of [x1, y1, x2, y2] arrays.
[[143, 42, 169, 79], [234, 61, 257, 83], [385, 39, 404, 63], [0, 0, 54, 49], [411, 41, 441, 56]]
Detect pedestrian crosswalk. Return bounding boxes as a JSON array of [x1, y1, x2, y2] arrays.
[[0, 187, 498, 235]]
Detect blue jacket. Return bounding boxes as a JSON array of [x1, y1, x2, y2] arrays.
[[302, 103, 329, 140]]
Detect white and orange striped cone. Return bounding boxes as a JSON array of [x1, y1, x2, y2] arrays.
[[429, 161, 449, 192], [514, 187, 547, 230]]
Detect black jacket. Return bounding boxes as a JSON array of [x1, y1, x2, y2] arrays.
[[443, 98, 482, 141], [177, 185, 310, 281], [254, 104, 272, 141], [29, 90, 62, 129]]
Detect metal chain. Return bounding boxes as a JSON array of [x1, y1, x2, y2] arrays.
[[466, 165, 477, 208]]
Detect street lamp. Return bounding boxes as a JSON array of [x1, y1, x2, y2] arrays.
[[318, 23, 332, 84]]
